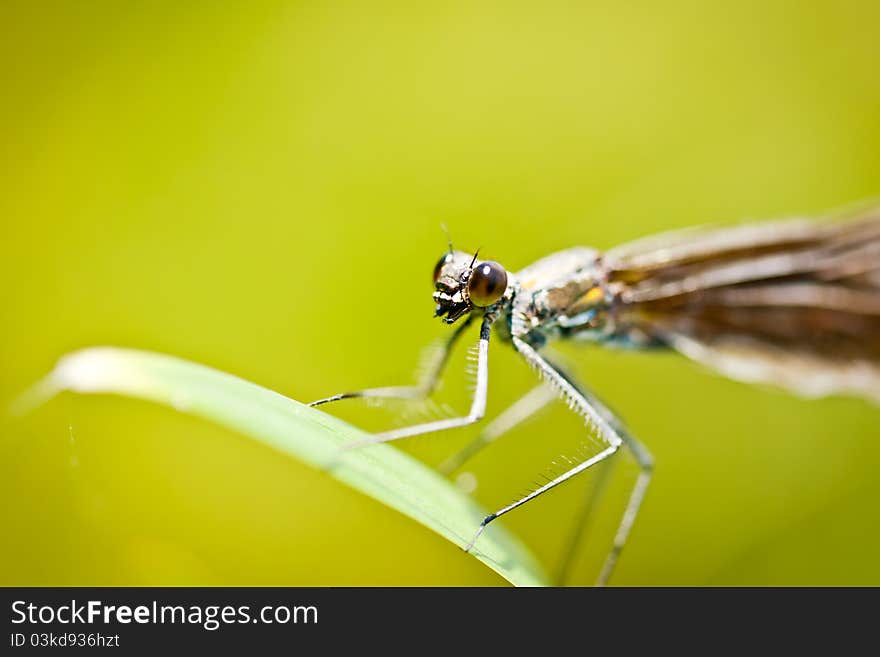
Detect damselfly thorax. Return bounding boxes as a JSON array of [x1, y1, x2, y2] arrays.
[[313, 205, 880, 585]]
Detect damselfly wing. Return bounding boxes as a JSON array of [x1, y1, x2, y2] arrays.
[[605, 209, 880, 402], [312, 204, 880, 584]]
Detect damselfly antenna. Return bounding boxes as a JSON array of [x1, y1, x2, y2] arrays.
[[469, 249, 481, 268], [440, 223, 454, 255]]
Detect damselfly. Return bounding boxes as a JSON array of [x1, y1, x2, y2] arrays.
[[312, 204, 880, 585]]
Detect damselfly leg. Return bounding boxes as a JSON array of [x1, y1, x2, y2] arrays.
[[462, 337, 651, 586], [555, 458, 615, 585], [312, 314, 650, 584], [431, 343, 651, 585], [599, 433, 652, 585], [542, 359, 654, 585], [330, 314, 495, 451], [309, 315, 474, 408], [437, 384, 556, 475]]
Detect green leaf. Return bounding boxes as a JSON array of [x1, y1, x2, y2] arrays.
[[22, 347, 549, 586]]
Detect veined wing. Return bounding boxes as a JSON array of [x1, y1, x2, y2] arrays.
[[604, 205, 880, 403]]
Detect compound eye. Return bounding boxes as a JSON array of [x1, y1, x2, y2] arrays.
[[467, 261, 508, 307], [433, 253, 452, 283]]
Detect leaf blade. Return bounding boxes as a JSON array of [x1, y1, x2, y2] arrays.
[[37, 347, 549, 586]]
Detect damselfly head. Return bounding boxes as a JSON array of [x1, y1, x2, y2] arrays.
[[432, 250, 508, 324]]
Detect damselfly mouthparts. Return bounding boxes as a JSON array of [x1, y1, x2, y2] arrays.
[[312, 205, 880, 585]]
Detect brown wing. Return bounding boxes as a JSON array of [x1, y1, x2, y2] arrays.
[[604, 205, 880, 403]]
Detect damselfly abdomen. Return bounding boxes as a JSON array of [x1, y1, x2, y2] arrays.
[[313, 205, 880, 585]]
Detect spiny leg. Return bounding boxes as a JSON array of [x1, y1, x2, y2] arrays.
[[537, 358, 652, 585], [596, 433, 653, 586], [553, 421, 653, 585], [339, 314, 495, 451], [309, 314, 474, 407], [437, 384, 556, 476], [464, 337, 623, 553], [554, 457, 615, 586]]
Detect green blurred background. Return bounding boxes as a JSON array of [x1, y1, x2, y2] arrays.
[[2, 1, 879, 586]]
